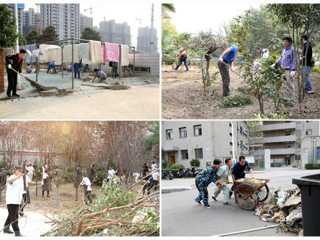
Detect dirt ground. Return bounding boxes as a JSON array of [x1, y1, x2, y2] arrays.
[[0, 182, 144, 216], [162, 64, 320, 119]]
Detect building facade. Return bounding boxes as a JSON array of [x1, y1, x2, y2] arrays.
[[250, 121, 320, 167], [23, 8, 37, 36], [80, 13, 93, 34], [137, 26, 158, 53], [99, 20, 131, 45], [39, 3, 80, 40], [162, 121, 249, 168], [7, 4, 24, 35]]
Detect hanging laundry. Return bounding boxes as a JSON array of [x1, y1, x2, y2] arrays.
[[39, 44, 52, 61], [32, 49, 41, 58], [79, 43, 91, 64], [120, 45, 130, 66], [63, 45, 80, 63], [52, 48, 62, 65], [87, 40, 103, 64], [102, 42, 119, 62]]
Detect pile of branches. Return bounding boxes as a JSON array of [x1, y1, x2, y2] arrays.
[[42, 172, 159, 237]]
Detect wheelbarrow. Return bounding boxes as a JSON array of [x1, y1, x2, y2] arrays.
[[233, 178, 270, 211]]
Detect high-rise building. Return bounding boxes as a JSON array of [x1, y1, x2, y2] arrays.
[[250, 121, 320, 167], [99, 20, 131, 45], [39, 4, 80, 40], [6, 4, 25, 35], [137, 26, 158, 53], [23, 8, 37, 36], [162, 121, 249, 168], [80, 13, 93, 34]]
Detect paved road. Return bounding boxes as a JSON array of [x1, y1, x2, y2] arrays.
[[0, 85, 159, 119], [0, 207, 52, 237], [161, 168, 320, 237]]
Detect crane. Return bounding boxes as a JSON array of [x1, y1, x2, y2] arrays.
[[84, 6, 93, 18]]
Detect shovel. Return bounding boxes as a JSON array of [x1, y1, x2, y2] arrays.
[[219, 60, 247, 84]]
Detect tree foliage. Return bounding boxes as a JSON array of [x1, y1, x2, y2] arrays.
[[80, 27, 101, 41], [0, 4, 18, 48], [25, 29, 39, 45], [38, 25, 59, 42]]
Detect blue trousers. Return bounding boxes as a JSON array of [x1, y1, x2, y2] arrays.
[[195, 177, 209, 206], [176, 55, 189, 70], [47, 64, 57, 73], [303, 66, 313, 91], [74, 69, 80, 79]]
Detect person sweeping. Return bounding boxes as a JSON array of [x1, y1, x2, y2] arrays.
[[5, 49, 26, 98], [174, 47, 189, 71]]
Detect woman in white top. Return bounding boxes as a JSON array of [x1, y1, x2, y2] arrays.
[[79, 173, 92, 205], [107, 166, 115, 182], [4, 166, 24, 236], [26, 164, 34, 181]]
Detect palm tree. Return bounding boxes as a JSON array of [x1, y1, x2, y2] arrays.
[[161, 3, 176, 13]]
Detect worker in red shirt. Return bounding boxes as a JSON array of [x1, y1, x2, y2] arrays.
[[5, 49, 26, 98], [174, 47, 189, 71]]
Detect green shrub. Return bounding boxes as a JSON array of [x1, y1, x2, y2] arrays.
[[221, 95, 253, 108], [312, 67, 320, 73], [190, 159, 200, 167], [305, 163, 320, 169], [169, 163, 185, 170], [93, 164, 108, 185]]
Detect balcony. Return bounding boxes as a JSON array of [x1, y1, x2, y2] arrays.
[[259, 122, 296, 132], [254, 148, 296, 155], [251, 135, 296, 144]]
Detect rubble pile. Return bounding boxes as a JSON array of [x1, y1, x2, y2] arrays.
[[255, 187, 303, 235]]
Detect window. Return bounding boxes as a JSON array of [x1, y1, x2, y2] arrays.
[[240, 126, 243, 134], [296, 121, 301, 124], [179, 127, 187, 138], [296, 130, 301, 136], [306, 121, 312, 123], [285, 131, 291, 136], [229, 123, 232, 127], [295, 155, 301, 160], [194, 125, 202, 136], [230, 151, 233, 155], [230, 142, 233, 146], [296, 143, 301, 148], [181, 150, 188, 160], [306, 129, 312, 135], [166, 129, 173, 140], [195, 148, 203, 159], [317, 147, 320, 159], [229, 132, 232, 137], [240, 141, 243, 148]]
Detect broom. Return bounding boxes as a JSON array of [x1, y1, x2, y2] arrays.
[[9, 68, 57, 91]]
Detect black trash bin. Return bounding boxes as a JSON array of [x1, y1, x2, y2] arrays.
[[292, 173, 320, 236]]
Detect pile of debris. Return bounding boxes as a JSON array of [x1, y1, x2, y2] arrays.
[[255, 187, 303, 235]]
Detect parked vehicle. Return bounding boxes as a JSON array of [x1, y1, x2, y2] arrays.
[[177, 167, 185, 178], [162, 170, 173, 180]]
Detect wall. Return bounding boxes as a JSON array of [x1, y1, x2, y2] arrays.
[[301, 136, 320, 169]]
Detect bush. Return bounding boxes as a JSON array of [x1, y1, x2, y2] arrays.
[[305, 163, 320, 169], [169, 163, 185, 170], [312, 67, 320, 73], [190, 159, 200, 167], [221, 95, 253, 108], [93, 164, 108, 185]]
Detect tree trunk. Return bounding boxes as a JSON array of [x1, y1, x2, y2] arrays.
[[0, 190, 2, 202], [76, 186, 78, 201], [56, 186, 59, 207], [206, 59, 210, 86], [36, 175, 38, 197]]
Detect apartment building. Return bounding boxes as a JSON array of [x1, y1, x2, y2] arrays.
[[162, 121, 249, 168], [7, 4, 24, 35], [39, 4, 80, 40], [99, 20, 131, 45], [250, 121, 320, 167], [80, 13, 93, 34], [137, 26, 158, 53], [23, 8, 37, 36]]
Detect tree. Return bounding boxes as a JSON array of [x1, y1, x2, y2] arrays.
[[0, 4, 18, 48], [25, 29, 39, 44], [39, 25, 59, 42], [80, 27, 101, 41], [18, 32, 27, 46], [161, 3, 176, 13]]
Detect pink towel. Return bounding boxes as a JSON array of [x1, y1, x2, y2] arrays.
[[102, 42, 119, 62]]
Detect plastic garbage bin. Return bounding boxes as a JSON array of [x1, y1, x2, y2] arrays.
[[292, 173, 320, 236]]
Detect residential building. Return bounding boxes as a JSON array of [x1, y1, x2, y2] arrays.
[[250, 121, 320, 167], [39, 4, 80, 40], [7, 4, 25, 35], [99, 20, 131, 45], [137, 26, 158, 53], [23, 8, 37, 36], [162, 121, 249, 168], [80, 13, 93, 34]]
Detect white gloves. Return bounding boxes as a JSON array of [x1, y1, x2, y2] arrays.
[[230, 67, 235, 72], [8, 64, 12, 69], [271, 63, 276, 68], [300, 57, 302, 61], [290, 71, 295, 77], [219, 57, 223, 62]]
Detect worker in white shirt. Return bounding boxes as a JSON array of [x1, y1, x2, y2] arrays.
[[107, 166, 115, 182], [79, 173, 92, 205], [152, 170, 159, 191], [132, 172, 140, 183], [151, 161, 158, 171]]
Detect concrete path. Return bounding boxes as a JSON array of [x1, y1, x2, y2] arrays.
[[161, 168, 320, 237], [0, 207, 52, 237], [0, 85, 159, 119]]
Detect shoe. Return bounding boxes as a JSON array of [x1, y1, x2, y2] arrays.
[[19, 212, 24, 217], [12, 94, 20, 97], [212, 196, 217, 201], [195, 199, 201, 204], [6, 93, 11, 98], [47, 195, 50, 198], [307, 90, 314, 94], [204, 205, 211, 209], [173, 68, 178, 70], [223, 202, 231, 205], [15, 231, 23, 237], [3, 226, 14, 234]]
